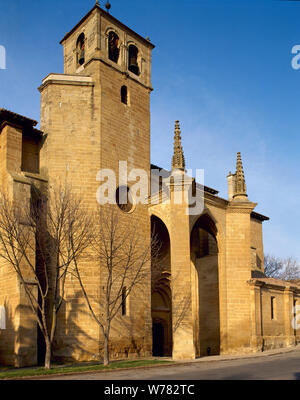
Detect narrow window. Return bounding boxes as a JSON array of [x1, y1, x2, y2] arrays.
[[122, 287, 127, 316], [108, 31, 120, 63], [128, 45, 139, 75], [121, 86, 128, 105], [271, 297, 276, 320], [76, 33, 85, 66]]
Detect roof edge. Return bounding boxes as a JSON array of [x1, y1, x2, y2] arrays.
[[251, 211, 269, 222], [60, 4, 155, 49], [0, 108, 38, 129]]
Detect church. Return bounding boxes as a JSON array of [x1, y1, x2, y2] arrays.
[[0, 2, 300, 367]]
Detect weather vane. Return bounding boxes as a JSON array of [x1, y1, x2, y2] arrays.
[[95, 0, 111, 12], [105, 1, 111, 13]]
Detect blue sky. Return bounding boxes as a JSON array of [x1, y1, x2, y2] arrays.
[[0, 0, 299, 260]]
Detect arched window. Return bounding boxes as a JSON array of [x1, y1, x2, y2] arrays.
[[76, 33, 85, 66], [116, 186, 134, 213], [108, 31, 120, 63], [121, 86, 128, 105], [128, 45, 139, 75]]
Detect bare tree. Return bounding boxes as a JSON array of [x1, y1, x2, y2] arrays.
[[264, 254, 300, 281], [280, 257, 300, 281], [0, 183, 91, 369], [264, 254, 284, 279], [73, 205, 158, 366], [171, 277, 192, 334]]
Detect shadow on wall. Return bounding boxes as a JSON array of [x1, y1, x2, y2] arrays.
[[219, 331, 228, 355], [54, 290, 151, 363], [0, 301, 37, 367], [1, 289, 152, 366], [52, 290, 99, 364], [112, 311, 146, 359]]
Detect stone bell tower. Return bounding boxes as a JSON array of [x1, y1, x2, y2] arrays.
[[38, 2, 155, 360], [39, 0, 154, 183]]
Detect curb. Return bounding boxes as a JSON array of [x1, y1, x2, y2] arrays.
[[3, 346, 300, 380]]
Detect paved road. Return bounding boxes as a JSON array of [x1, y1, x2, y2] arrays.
[[36, 349, 300, 380]]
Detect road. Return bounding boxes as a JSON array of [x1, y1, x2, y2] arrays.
[[35, 349, 300, 380]]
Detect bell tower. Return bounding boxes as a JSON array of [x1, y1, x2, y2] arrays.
[[39, 0, 155, 195], [60, 1, 153, 89], [38, 2, 155, 359], [40, 1, 154, 178]]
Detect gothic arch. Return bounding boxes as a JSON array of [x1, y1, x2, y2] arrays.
[[105, 26, 120, 36], [151, 215, 172, 356], [190, 208, 224, 255], [149, 210, 171, 237], [190, 212, 221, 357]]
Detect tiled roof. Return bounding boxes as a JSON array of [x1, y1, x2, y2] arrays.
[[0, 108, 38, 128]]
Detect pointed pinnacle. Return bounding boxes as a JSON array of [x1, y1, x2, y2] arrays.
[[233, 152, 247, 198], [172, 120, 186, 171]]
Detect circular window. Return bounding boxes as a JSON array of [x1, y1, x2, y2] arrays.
[[116, 186, 135, 213]]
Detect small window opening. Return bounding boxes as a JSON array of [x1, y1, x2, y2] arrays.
[[77, 33, 85, 66], [271, 297, 276, 320], [128, 45, 139, 75], [116, 186, 134, 213], [108, 31, 120, 63], [122, 287, 127, 316], [121, 86, 128, 105]]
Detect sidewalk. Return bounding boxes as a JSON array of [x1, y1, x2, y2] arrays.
[[159, 343, 300, 365]]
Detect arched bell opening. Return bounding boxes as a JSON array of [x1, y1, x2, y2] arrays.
[[190, 214, 220, 357], [151, 215, 172, 357], [108, 31, 120, 63], [128, 45, 140, 75], [76, 33, 85, 67]]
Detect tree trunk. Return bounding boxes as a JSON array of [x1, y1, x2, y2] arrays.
[[44, 337, 51, 369], [103, 332, 110, 366]]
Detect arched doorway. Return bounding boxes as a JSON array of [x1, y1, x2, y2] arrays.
[[151, 216, 172, 357], [190, 214, 220, 356], [152, 320, 165, 357]]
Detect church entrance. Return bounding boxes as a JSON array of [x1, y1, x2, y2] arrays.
[[152, 321, 165, 357], [151, 216, 173, 357]]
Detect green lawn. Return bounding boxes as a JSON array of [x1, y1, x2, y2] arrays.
[[0, 359, 173, 380]]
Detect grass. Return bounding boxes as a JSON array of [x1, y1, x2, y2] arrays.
[[0, 359, 173, 380]]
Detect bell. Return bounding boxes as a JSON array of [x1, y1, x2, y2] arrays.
[[129, 58, 139, 75], [79, 50, 85, 66]]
